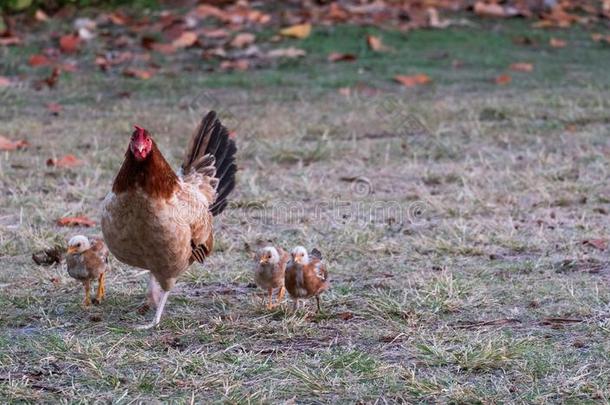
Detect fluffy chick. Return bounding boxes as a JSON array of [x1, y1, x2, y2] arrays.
[[254, 246, 289, 309], [285, 246, 329, 312], [66, 235, 109, 306]]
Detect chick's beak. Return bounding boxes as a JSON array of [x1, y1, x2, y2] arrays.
[[67, 246, 78, 254], [260, 258, 268, 264]]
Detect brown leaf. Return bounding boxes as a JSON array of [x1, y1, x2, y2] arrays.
[[57, 216, 96, 227], [549, 38, 567, 48], [394, 74, 432, 87], [509, 62, 534, 72], [123, 68, 155, 80], [172, 31, 198, 48], [0, 35, 21, 46], [266, 47, 306, 58], [35, 9, 49, 22], [592, 33, 610, 44], [42, 67, 61, 89], [494, 74, 512, 85], [280, 23, 311, 39], [151, 43, 177, 55], [474, 1, 518, 18], [46, 154, 84, 168], [230, 32, 255, 48], [367, 35, 390, 52], [220, 59, 249, 71], [59, 34, 81, 54], [337, 312, 354, 321], [583, 239, 607, 251], [47, 102, 62, 115], [0, 135, 29, 151], [328, 52, 357, 62], [29, 54, 51, 67]]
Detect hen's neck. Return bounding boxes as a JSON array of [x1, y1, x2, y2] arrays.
[[112, 141, 178, 199]]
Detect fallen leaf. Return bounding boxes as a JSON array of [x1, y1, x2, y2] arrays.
[[32, 246, 63, 266], [394, 74, 432, 87], [230, 32, 255, 48], [428, 7, 451, 28], [42, 67, 61, 88], [328, 52, 357, 62], [0, 135, 29, 151], [172, 31, 198, 48], [280, 23, 311, 39], [59, 34, 81, 54], [266, 47, 306, 58], [47, 102, 62, 115], [337, 312, 354, 321], [35, 9, 49, 22], [28, 54, 51, 67], [509, 62, 534, 72], [592, 33, 610, 44], [0, 76, 11, 86], [123, 68, 155, 80], [46, 154, 84, 168], [474, 1, 518, 18], [338, 87, 351, 97], [549, 38, 567, 48], [583, 239, 607, 251], [220, 59, 249, 71], [151, 43, 176, 55], [57, 216, 96, 227], [494, 74, 512, 85], [0, 35, 21, 46], [367, 35, 390, 52]]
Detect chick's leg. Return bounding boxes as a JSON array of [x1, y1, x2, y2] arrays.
[[93, 273, 106, 304], [277, 286, 286, 303], [267, 288, 274, 310], [82, 280, 91, 307], [316, 296, 322, 313]]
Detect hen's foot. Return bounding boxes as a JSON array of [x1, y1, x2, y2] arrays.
[[136, 303, 151, 315], [134, 320, 160, 330]]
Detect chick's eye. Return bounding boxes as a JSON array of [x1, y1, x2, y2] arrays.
[[76, 243, 81, 247]]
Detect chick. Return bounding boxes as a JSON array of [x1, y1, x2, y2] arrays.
[[254, 246, 289, 309], [66, 235, 109, 306], [285, 246, 329, 312]]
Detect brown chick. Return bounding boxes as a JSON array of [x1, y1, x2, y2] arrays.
[[254, 246, 289, 309], [284, 246, 329, 312], [66, 235, 109, 306]]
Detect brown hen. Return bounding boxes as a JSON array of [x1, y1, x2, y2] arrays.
[[101, 111, 236, 329]]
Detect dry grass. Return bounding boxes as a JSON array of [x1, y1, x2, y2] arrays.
[[2, 22, 610, 403]]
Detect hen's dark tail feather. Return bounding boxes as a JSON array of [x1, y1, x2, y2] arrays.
[[182, 111, 237, 216]]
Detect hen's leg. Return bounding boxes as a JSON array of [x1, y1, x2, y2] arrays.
[[82, 280, 91, 307], [138, 274, 161, 314], [135, 290, 169, 330]]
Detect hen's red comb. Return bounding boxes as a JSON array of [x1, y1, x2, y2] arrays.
[[133, 125, 146, 136]]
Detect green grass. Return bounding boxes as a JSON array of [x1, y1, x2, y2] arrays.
[[1, 17, 610, 403]]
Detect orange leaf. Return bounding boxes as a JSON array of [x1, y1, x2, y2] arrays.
[[549, 38, 567, 48], [123, 68, 154, 80], [583, 239, 607, 251], [57, 216, 96, 227], [280, 23, 311, 39], [0, 135, 29, 151], [509, 62, 534, 72], [172, 31, 198, 48], [367, 35, 390, 52], [394, 74, 432, 87], [230, 32, 255, 48], [495, 74, 512, 85], [220, 59, 249, 71], [29, 54, 51, 67], [59, 34, 81, 54], [46, 154, 83, 168], [328, 52, 357, 62]]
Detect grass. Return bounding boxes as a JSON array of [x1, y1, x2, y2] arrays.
[[1, 17, 610, 403]]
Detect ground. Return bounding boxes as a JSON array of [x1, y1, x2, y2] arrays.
[[2, 18, 610, 403]]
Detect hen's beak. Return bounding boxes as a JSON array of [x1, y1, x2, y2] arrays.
[[136, 144, 145, 153], [67, 246, 78, 254]]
